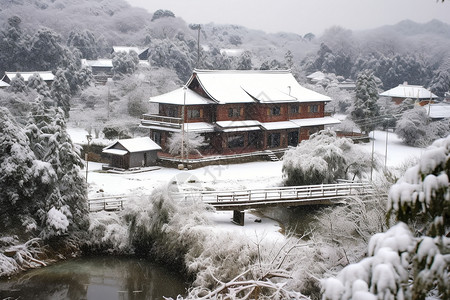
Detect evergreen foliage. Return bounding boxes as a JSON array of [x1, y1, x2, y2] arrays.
[[351, 70, 380, 134], [51, 69, 71, 117], [322, 135, 450, 300]]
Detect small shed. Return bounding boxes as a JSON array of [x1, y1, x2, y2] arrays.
[[103, 137, 161, 169]]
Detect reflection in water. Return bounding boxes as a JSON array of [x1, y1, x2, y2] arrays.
[[0, 256, 188, 300]]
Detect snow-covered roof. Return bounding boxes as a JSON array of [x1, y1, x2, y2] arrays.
[[220, 49, 245, 57], [103, 149, 128, 156], [306, 71, 326, 81], [422, 103, 450, 119], [149, 87, 215, 105], [0, 80, 9, 88], [103, 137, 161, 153], [380, 84, 438, 99], [260, 121, 300, 131], [290, 116, 341, 127], [222, 126, 261, 132], [185, 122, 216, 133], [112, 46, 149, 56], [139, 122, 215, 133], [81, 59, 113, 68], [4, 71, 54, 82], [189, 69, 332, 104], [215, 120, 261, 128]]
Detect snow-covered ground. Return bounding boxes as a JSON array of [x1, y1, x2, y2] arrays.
[[69, 127, 426, 241]]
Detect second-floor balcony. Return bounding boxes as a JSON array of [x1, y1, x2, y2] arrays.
[[141, 114, 182, 129]]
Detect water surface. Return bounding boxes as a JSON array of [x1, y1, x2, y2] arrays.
[[0, 256, 188, 300]]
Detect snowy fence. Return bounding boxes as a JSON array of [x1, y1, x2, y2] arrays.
[[88, 195, 127, 212], [173, 182, 374, 210]]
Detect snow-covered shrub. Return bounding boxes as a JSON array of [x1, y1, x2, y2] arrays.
[[322, 135, 450, 300], [395, 106, 429, 147], [283, 130, 373, 185], [166, 131, 206, 157]]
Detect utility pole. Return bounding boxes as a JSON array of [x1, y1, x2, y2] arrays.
[[85, 134, 92, 183]]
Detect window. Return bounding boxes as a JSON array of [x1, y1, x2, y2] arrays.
[[167, 107, 178, 118], [290, 104, 299, 114], [308, 105, 319, 113], [267, 133, 280, 148], [271, 106, 281, 115], [228, 107, 241, 118], [152, 131, 161, 145], [188, 109, 201, 119], [227, 134, 245, 148]]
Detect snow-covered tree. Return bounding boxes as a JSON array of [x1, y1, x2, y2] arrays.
[[283, 130, 373, 185], [27, 73, 51, 98], [67, 29, 99, 60], [429, 69, 450, 98], [236, 51, 253, 70], [112, 50, 139, 78], [26, 101, 89, 239], [350, 70, 380, 134], [51, 69, 71, 117], [0, 107, 53, 232], [395, 106, 429, 147], [322, 135, 450, 300], [166, 131, 206, 158], [8, 73, 28, 94]]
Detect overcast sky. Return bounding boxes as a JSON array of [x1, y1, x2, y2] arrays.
[[126, 0, 449, 35]]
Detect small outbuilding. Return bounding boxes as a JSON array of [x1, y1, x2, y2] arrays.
[[380, 82, 438, 105], [103, 137, 161, 170]]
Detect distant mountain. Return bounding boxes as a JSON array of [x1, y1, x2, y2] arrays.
[[376, 19, 450, 38]]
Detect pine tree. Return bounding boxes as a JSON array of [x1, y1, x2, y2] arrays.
[[26, 101, 89, 238], [51, 69, 71, 117], [351, 70, 380, 134]]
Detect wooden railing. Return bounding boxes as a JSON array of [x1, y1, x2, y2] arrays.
[[141, 114, 182, 126], [88, 195, 127, 212]]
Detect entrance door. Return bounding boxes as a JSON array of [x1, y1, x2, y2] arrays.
[[288, 131, 299, 147]]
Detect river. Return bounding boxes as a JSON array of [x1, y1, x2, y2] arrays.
[[0, 256, 188, 300]]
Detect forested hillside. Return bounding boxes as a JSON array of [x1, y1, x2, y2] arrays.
[[1, 0, 449, 90]]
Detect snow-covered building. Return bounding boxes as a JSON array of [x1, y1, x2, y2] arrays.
[[140, 69, 340, 156], [81, 59, 113, 75], [111, 46, 149, 60], [306, 71, 326, 84], [2, 71, 55, 85], [422, 103, 450, 121], [102, 137, 162, 169], [380, 82, 438, 105]]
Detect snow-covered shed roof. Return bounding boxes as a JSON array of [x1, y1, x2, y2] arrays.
[[422, 103, 450, 120], [103, 137, 161, 154], [81, 59, 113, 68], [4, 71, 54, 82], [380, 84, 438, 99], [306, 71, 326, 81], [112, 46, 149, 56], [188, 69, 332, 104], [0, 79, 10, 88], [149, 87, 215, 105]]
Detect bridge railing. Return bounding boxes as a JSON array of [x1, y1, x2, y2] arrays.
[[88, 195, 127, 212], [172, 182, 373, 205]]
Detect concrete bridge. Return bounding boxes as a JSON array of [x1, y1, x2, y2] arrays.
[[89, 182, 373, 225], [172, 182, 374, 225]]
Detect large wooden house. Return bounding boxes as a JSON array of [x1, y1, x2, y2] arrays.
[[140, 69, 340, 156]]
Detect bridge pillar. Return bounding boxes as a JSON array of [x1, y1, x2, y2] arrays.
[[232, 210, 245, 226]]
